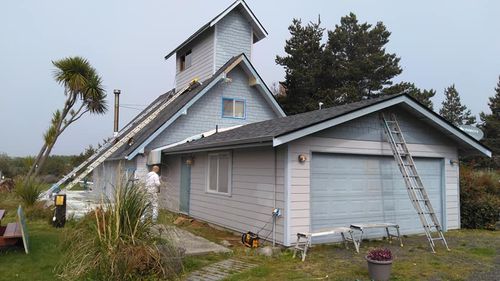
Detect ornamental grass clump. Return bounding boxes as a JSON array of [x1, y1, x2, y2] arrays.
[[58, 177, 182, 280], [14, 177, 44, 207], [366, 248, 393, 262]]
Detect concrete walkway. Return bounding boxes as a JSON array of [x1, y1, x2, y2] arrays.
[[156, 225, 231, 256], [186, 259, 256, 281]]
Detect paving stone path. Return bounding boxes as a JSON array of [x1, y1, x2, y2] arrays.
[[186, 259, 256, 281]]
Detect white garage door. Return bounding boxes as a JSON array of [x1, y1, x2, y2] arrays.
[[311, 153, 444, 243]]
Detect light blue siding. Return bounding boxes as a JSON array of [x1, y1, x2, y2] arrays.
[[92, 159, 136, 198], [147, 65, 278, 149], [215, 9, 252, 70], [313, 108, 450, 145], [176, 29, 215, 90]]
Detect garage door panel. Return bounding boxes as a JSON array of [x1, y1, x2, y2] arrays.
[[311, 153, 443, 244]]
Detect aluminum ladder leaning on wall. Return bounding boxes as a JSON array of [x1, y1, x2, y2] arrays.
[[381, 112, 450, 253], [42, 80, 200, 199]]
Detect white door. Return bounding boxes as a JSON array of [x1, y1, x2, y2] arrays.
[[310, 153, 443, 243]]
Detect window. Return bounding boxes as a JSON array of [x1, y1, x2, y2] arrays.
[[207, 152, 232, 195], [180, 50, 192, 71], [222, 98, 245, 119]]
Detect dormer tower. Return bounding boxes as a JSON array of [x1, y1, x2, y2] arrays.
[[164, 0, 268, 90]]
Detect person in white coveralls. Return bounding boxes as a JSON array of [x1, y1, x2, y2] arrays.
[[145, 165, 161, 222]]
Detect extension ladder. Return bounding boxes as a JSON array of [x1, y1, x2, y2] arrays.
[[43, 80, 199, 198], [381, 113, 450, 253]]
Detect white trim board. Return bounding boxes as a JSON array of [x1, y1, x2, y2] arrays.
[[127, 55, 284, 160], [273, 95, 491, 157], [209, 0, 268, 40]]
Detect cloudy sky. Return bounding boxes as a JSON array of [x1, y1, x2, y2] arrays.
[[1, 0, 499, 156]]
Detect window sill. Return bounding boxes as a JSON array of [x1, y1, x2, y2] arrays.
[[222, 115, 246, 120], [205, 190, 232, 197]]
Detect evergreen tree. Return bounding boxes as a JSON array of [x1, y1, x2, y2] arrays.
[[276, 18, 324, 114], [321, 13, 402, 105], [382, 82, 435, 110], [439, 85, 476, 125], [479, 76, 500, 166]]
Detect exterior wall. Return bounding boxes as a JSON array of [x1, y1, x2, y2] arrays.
[[176, 29, 215, 90], [215, 9, 253, 70], [162, 146, 286, 244], [286, 109, 460, 245], [160, 154, 181, 212], [92, 159, 136, 198], [146, 65, 278, 150]]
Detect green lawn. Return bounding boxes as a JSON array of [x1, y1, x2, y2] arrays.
[[0, 200, 498, 281], [160, 211, 500, 281]]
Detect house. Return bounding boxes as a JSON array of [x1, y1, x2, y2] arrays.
[[89, 0, 491, 247], [92, 0, 285, 197]]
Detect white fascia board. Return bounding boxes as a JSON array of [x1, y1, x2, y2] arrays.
[[273, 95, 491, 157], [239, 57, 286, 117], [273, 95, 407, 146], [126, 75, 224, 160], [403, 98, 492, 157], [209, 0, 268, 39]]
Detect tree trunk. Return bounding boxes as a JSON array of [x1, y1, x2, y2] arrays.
[[26, 143, 48, 179], [33, 141, 56, 177]]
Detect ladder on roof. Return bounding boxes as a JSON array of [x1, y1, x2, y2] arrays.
[[42, 81, 199, 198], [381, 113, 450, 253]]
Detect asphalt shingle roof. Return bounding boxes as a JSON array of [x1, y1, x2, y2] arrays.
[[106, 55, 244, 160], [163, 94, 402, 153]]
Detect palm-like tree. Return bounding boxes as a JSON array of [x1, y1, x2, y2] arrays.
[[27, 57, 107, 178]]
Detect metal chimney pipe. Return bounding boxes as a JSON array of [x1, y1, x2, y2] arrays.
[[113, 89, 121, 137]]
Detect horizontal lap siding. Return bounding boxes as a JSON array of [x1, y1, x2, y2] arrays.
[[93, 159, 135, 198], [176, 29, 215, 90], [188, 147, 285, 244], [146, 66, 277, 150], [287, 109, 460, 244], [215, 9, 252, 70], [160, 155, 180, 212]]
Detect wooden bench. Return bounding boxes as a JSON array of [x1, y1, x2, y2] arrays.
[[0, 206, 29, 254]]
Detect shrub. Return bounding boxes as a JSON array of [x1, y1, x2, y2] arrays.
[[366, 248, 392, 261], [460, 166, 500, 229], [14, 178, 44, 207], [58, 178, 182, 280]]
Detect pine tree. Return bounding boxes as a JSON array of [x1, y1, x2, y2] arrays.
[[382, 82, 435, 110], [479, 76, 500, 166], [322, 13, 402, 105], [439, 85, 476, 125], [276, 18, 324, 114]]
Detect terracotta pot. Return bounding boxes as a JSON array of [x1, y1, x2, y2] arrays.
[[366, 256, 393, 281]]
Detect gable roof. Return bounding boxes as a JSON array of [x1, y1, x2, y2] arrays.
[[164, 0, 267, 60], [104, 53, 283, 161], [162, 94, 492, 157]]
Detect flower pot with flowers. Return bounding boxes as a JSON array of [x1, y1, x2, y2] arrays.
[[365, 248, 393, 281]]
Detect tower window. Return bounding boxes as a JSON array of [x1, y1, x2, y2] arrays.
[[180, 50, 192, 71]]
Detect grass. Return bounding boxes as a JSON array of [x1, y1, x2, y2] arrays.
[[0, 199, 498, 281], [158, 210, 500, 281]]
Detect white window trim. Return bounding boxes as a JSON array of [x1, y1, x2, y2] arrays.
[[222, 98, 246, 119], [206, 152, 232, 196]]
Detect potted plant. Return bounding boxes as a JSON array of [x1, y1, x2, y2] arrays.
[[365, 248, 393, 281]]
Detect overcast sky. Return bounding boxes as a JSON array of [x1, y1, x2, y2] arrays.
[[1, 0, 499, 157]]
